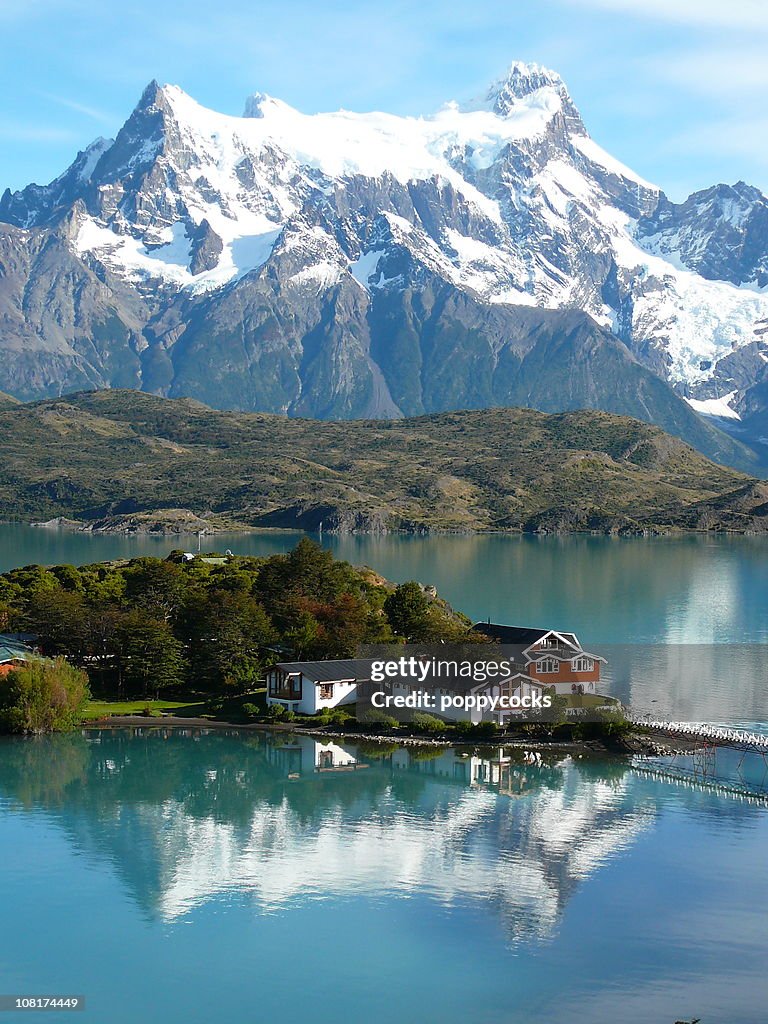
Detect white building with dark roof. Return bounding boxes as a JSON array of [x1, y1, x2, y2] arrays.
[[266, 659, 373, 715]]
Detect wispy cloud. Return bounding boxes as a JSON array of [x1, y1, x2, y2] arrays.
[[559, 0, 768, 31], [39, 91, 114, 124]]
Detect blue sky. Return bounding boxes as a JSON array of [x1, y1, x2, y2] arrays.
[[1, 0, 767, 199]]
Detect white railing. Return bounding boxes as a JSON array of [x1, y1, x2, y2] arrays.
[[628, 715, 768, 752]]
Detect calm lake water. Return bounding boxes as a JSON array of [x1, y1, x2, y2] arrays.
[[1, 526, 767, 1022], [0, 729, 766, 1024]]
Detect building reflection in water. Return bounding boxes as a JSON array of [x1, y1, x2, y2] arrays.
[[0, 728, 751, 945]]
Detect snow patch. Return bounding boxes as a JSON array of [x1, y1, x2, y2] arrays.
[[349, 249, 385, 289], [535, 159, 595, 215], [159, 84, 570, 224], [686, 391, 741, 420], [598, 204, 768, 386], [75, 219, 192, 285], [75, 214, 279, 290], [289, 261, 343, 291], [76, 137, 112, 183], [572, 136, 656, 191]]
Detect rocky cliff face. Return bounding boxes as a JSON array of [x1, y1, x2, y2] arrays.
[[1, 62, 767, 464]]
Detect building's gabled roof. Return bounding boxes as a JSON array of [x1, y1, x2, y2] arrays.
[[0, 644, 32, 665], [0, 632, 37, 646], [530, 648, 606, 665], [274, 659, 374, 683], [472, 623, 548, 645], [470, 672, 544, 694], [472, 622, 587, 650], [0, 634, 35, 662]]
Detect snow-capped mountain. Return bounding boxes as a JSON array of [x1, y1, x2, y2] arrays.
[[1, 63, 767, 464]]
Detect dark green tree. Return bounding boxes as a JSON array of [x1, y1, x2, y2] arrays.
[[123, 559, 188, 623], [383, 581, 431, 641], [257, 539, 359, 614], [118, 611, 187, 697], [185, 590, 276, 690], [24, 589, 89, 663]]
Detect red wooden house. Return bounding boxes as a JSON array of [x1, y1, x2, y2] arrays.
[[471, 623, 605, 696]]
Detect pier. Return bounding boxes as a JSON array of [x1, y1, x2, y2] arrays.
[[627, 714, 768, 800], [628, 715, 768, 753]]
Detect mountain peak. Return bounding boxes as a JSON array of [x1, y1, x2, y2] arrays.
[[131, 80, 197, 121], [134, 79, 164, 112], [494, 61, 565, 98], [243, 92, 271, 118], [241, 91, 295, 119], [464, 60, 585, 133]]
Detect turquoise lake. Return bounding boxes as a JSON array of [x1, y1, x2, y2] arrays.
[[0, 729, 767, 1024], [1, 525, 767, 1022]]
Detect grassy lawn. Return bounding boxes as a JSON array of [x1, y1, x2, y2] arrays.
[[563, 693, 621, 710], [209, 689, 268, 721], [82, 689, 268, 722], [82, 699, 208, 720]]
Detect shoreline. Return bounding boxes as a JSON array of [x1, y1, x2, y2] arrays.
[[78, 714, 696, 757], [5, 517, 767, 538]]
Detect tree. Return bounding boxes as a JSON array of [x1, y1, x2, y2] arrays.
[[185, 590, 276, 691], [257, 539, 359, 614], [118, 611, 187, 697], [123, 559, 187, 623], [0, 658, 90, 734], [85, 607, 130, 695], [24, 589, 89, 662], [305, 592, 372, 658], [280, 603, 321, 660], [80, 566, 126, 607], [0, 600, 15, 633], [49, 564, 84, 593], [0, 565, 60, 612], [383, 581, 431, 641]]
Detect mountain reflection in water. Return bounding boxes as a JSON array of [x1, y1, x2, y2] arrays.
[[0, 731, 739, 929], [1, 729, 767, 1024]]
